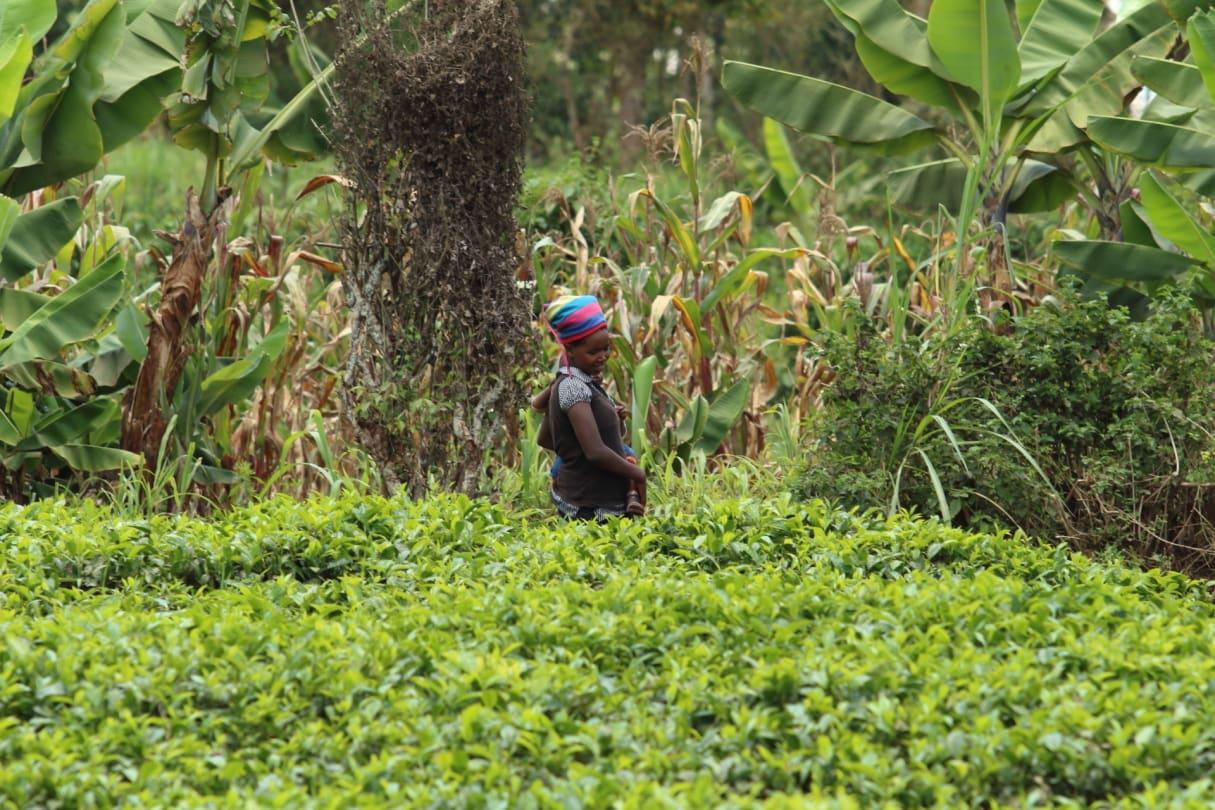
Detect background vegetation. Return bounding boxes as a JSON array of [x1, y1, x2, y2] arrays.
[[5, 0, 1215, 574]]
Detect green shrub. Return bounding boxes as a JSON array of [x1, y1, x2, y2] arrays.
[[804, 291, 1215, 574], [2, 490, 1215, 805]]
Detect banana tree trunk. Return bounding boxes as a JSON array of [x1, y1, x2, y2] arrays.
[[121, 190, 224, 468]]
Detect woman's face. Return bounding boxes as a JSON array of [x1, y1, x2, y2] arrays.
[[566, 328, 612, 377]]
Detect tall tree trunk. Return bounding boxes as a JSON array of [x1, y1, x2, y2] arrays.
[[121, 191, 226, 468]]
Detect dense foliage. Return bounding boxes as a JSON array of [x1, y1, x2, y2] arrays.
[[2, 488, 1215, 805], [805, 290, 1215, 574]]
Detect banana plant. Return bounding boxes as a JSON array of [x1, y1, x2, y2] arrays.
[[1048, 8, 1215, 313], [1053, 170, 1215, 320], [0, 0, 182, 196], [722, 0, 1187, 277], [122, 0, 333, 471]]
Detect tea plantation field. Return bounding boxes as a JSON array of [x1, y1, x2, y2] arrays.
[[2, 493, 1214, 807]]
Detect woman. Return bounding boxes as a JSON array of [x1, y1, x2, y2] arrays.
[[540, 295, 646, 520]]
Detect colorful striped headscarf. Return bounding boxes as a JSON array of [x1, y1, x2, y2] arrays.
[[544, 295, 607, 344]]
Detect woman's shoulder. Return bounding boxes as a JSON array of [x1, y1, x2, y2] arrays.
[[556, 374, 593, 411]]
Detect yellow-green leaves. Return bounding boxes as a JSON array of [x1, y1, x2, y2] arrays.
[[927, 0, 1020, 124], [0, 0, 56, 45]]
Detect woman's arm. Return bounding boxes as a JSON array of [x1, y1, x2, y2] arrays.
[[537, 409, 554, 451], [531, 386, 551, 412], [568, 402, 645, 484]]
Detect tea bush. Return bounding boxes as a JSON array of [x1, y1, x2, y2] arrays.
[[805, 291, 1215, 575], [2, 490, 1215, 805]]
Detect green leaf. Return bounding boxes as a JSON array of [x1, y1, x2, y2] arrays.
[[49, 443, 141, 472], [693, 378, 751, 456], [854, 31, 963, 112], [0, 34, 33, 126], [0, 193, 18, 251], [1019, 3, 1174, 117], [640, 190, 700, 269], [0, 288, 50, 331], [0, 198, 83, 282], [6, 87, 104, 196], [1137, 171, 1215, 265], [722, 61, 936, 150], [1017, 0, 1104, 88], [95, 69, 180, 153], [0, 0, 57, 44], [114, 302, 148, 362], [22, 398, 118, 451], [1188, 10, 1215, 105], [226, 61, 333, 174], [1053, 239, 1199, 282], [914, 448, 953, 523], [888, 159, 967, 212], [702, 248, 807, 313], [1008, 160, 1075, 213], [1120, 199, 1160, 247], [0, 252, 125, 369], [1132, 56, 1209, 107], [4, 387, 34, 435], [195, 320, 289, 417], [891, 159, 1072, 215], [827, 0, 944, 73], [675, 395, 709, 447], [631, 356, 656, 454], [1088, 116, 1215, 169], [927, 0, 1020, 120], [1159, 0, 1215, 24], [99, 25, 181, 102], [762, 119, 813, 217]]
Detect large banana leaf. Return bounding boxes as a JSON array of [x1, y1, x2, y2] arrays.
[[826, 0, 941, 72], [825, 0, 963, 110], [1019, 3, 1174, 117], [1053, 239, 1200, 283], [1132, 56, 1209, 107], [853, 31, 962, 111], [887, 158, 1072, 213], [927, 0, 1020, 121], [20, 398, 118, 451], [3, 0, 127, 195], [0, 287, 49, 330], [1188, 10, 1215, 105], [1137, 170, 1215, 265], [49, 444, 141, 472], [722, 61, 936, 151], [0, 0, 57, 44], [0, 253, 125, 369], [0, 197, 83, 282], [1088, 116, 1215, 168], [1017, 0, 1104, 88], [1007, 161, 1075, 213]]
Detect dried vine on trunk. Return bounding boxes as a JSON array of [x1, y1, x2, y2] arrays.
[[331, 0, 534, 495]]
